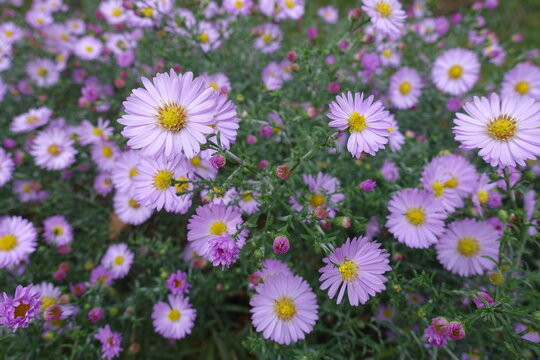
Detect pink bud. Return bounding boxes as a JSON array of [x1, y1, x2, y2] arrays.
[[276, 165, 290, 179], [273, 236, 290, 254]]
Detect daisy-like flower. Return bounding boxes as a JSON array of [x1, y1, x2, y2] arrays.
[[101, 243, 134, 279], [196, 21, 221, 53], [431, 48, 480, 96], [317, 6, 338, 23], [236, 189, 260, 215], [290, 172, 344, 218], [254, 23, 283, 54], [111, 150, 141, 194], [386, 189, 447, 248], [421, 159, 464, 213], [0, 285, 42, 332], [74, 36, 103, 60], [183, 150, 218, 180], [43, 215, 73, 246], [94, 325, 122, 360], [0, 216, 37, 268], [91, 141, 120, 172], [453, 93, 540, 168], [276, 0, 305, 20], [119, 70, 217, 159], [207, 234, 240, 269], [94, 172, 114, 196], [78, 118, 113, 145], [0, 147, 14, 187], [319, 237, 391, 306], [132, 156, 192, 212], [0, 22, 23, 44], [0, 78, 6, 103], [424, 317, 449, 347], [152, 295, 196, 339], [378, 43, 401, 67], [187, 203, 248, 258], [166, 270, 190, 295], [250, 258, 293, 289], [436, 219, 499, 277], [223, 0, 253, 16], [99, 0, 128, 25], [200, 72, 231, 94], [427, 154, 478, 198], [375, 304, 395, 322], [34, 282, 61, 311], [501, 62, 540, 100], [327, 92, 391, 158], [389, 67, 422, 109], [113, 191, 153, 225], [11, 107, 52, 133], [30, 128, 76, 171], [26, 58, 59, 88], [250, 274, 318, 345], [472, 173, 497, 216], [387, 114, 405, 152], [362, 0, 406, 39], [90, 266, 114, 286], [262, 61, 283, 91], [210, 94, 240, 149]]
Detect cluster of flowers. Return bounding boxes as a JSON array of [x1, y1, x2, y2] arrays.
[[0, 0, 539, 358]]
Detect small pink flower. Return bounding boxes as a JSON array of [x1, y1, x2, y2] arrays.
[[88, 308, 104, 324], [360, 179, 377, 192], [273, 236, 290, 254], [210, 155, 226, 169], [473, 291, 494, 308], [445, 321, 466, 340], [276, 165, 290, 179]]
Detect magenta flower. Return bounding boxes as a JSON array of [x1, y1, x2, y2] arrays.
[[94, 324, 122, 359], [360, 179, 377, 192], [273, 236, 290, 254], [319, 237, 391, 306], [473, 291, 495, 308], [424, 317, 449, 347], [207, 235, 240, 269], [445, 321, 466, 340], [166, 270, 190, 295], [152, 295, 196, 339], [88, 307, 104, 324], [0, 285, 42, 331]]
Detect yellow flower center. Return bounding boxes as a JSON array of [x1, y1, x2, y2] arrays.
[[167, 308, 181, 322], [48, 145, 60, 156], [102, 146, 113, 158], [284, 0, 295, 9], [153, 170, 173, 191], [175, 176, 189, 193], [399, 81, 411, 95], [60, 33, 69, 41], [273, 296, 296, 321], [129, 167, 138, 179], [338, 260, 358, 282], [405, 208, 425, 226], [262, 33, 272, 43], [448, 65, 463, 79], [26, 115, 38, 123], [234, 0, 243, 9], [514, 81, 530, 95], [157, 103, 187, 132], [112, 8, 122, 17], [348, 112, 367, 133], [375, 1, 391, 17], [128, 199, 140, 208], [141, 7, 153, 17], [310, 194, 325, 207], [457, 237, 480, 257], [209, 83, 219, 91], [114, 256, 124, 265], [209, 221, 227, 236], [0, 234, 17, 251], [53, 226, 63, 236], [22, 185, 32, 194], [382, 49, 392, 58], [40, 297, 56, 310], [200, 33, 209, 43], [92, 128, 103, 136], [4, 31, 13, 38], [383, 308, 393, 317], [242, 191, 253, 202], [477, 190, 489, 204], [37, 67, 48, 77], [190, 156, 201, 167], [444, 177, 458, 189], [487, 116, 517, 141], [14, 303, 29, 318], [174, 279, 183, 288], [85, 46, 93, 53], [432, 181, 444, 198]]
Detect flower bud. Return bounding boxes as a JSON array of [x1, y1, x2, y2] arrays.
[[488, 271, 504, 285], [88, 308, 103, 324], [210, 155, 226, 169], [276, 165, 290, 179], [273, 236, 290, 254]]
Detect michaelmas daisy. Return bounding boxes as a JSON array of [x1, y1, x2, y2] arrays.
[[101, 243, 134, 279], [152, 295, 196, 339], [436, 219, 499, 276], [0, 216, 37, 268], [362, 0, 406, 39], [327, 92, 391, 158], [113, 191, 153, 225], [119, 70, 216, 159], [453, 93, 540, 168], [319, 237, 391, 306], [431, 48, 480, 96], [30, 128, 76, 171], [250, 274, 318, 345]]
